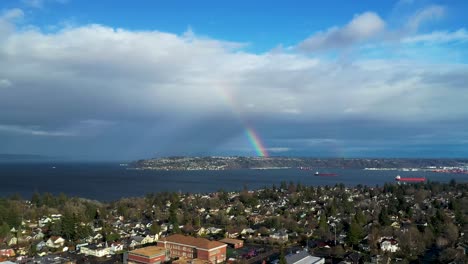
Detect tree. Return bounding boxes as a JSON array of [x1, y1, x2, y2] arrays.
[[150, 221, 161, 236], [347, 220, 363, 248], [378, 208, 390, 226], [0, 222, 10, 239], [317, 215, 328, 240], [31, 192, 41, 207], [61, 211, 77, 240], [106, 232, 120, 242], [76, 225, 93, 240], [279, 246, 287, 264]]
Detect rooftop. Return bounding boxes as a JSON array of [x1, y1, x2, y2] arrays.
[[285, 250, 323, 264], [219, 238, 243, 245], [160, 234, 226, 250], [129, 246, 167, 258]]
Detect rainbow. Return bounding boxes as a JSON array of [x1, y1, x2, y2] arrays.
[[245, 126, 269, 157], [216, 83, 269, 157]]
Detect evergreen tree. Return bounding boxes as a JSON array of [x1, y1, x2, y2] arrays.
[[0, 222, 10, 239], [150, 221, 161, 236], [378, 208, 390, 226], [279, 246, 287, 264], [347, 220, 363, 247], [61, 211, 77, 240]]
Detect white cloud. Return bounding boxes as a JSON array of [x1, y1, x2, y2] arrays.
[[0, 119, 113, 137], [0, 8, 24, 21], [22, 0, 70, 8], [266, 147, 291, 153], [0, 79, 12, 88], [0, 124, 75, 136], [0, 11, 466, 142], [298, 12, 385, 52], [405, 5, 445, 32], [402, 28, 468, 44]]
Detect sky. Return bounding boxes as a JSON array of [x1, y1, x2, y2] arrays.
[[0, 0, 468, 161]]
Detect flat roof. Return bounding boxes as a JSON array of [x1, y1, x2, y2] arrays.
[[173, 257, 211, 264], [159, 234, 226, 250], [129, 246, 167, 258], [219, 238, 244, 244]]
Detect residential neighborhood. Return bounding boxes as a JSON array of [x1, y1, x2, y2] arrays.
[[0, 181, 466, 263]]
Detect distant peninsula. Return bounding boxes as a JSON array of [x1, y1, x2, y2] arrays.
[[130, 156, 468, 171]]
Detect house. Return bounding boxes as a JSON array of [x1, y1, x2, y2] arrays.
[[345, 252, 362, 264], [219, 238, 244, 249], [0, 249, 15, 258], [33, 231, 45, 240], [129, 236, 145, 248], [141, 235, 155, 245], [157, 234, 227, 263], [38, 217, 52, 227], [225, 227, 241, 239], [270, 230, 288, 242], [110, 242, 124, 253], [283, 250, 324, 264], [195, 227, 206, 236], [206, 227, 222, 235], [80, 243, 111, 257], [128, 246, 169, 264], [46, 236, 65, 248], [241, 228, 256, 236], [6, 237, 17, 246], [93, 233, 103, 241], [390, 221, 400, 229], [380, 238, 399, 253], [36, 241, 47, 251]]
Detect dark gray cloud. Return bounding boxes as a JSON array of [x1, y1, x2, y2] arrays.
[[0, 7, 467, 159]]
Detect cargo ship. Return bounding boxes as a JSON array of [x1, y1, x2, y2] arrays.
[[314, 171, 338, 176], [395, 175, 426, 182]]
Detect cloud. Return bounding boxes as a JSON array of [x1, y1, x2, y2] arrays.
[[22, 0, 70, 8], [405, 5, 445, 32], [0, 22, 467, 125], [266, 147, 291, 153], [298, 12, 385, 52], [0, 8, 24, 21], [0, 79, 12, 88], [0, 7, 467, 159], [0, 119, 113, 137], [0, 124, 75, 136], [402, 28, 468, 44]]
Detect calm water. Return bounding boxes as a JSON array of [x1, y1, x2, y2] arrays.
[[1, 163, 467, 201]]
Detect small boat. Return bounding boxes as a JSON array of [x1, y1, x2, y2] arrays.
[[395, 175, 426, 182], [314, 171, 338, 176]]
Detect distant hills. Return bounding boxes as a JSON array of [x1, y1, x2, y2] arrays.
[[131, 156, 468, 170]]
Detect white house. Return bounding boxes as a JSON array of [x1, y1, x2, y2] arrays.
[[380, 239, 399, 253], [270, 230, 288, 242], [46, 236, 65, 248], [38, 217, 52, 227], [110, 242, 124, 254], [141, 235, 155, 245], [80, 243, 110, 257]]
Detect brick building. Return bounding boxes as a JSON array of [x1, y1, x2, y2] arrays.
[[128, 246, 169, 264], [157, 234, 226, 263]]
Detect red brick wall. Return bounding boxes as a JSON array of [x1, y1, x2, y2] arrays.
[[128, 253, 166, 264], [157, 241, 226, 263], [198, 247, 226, 263]]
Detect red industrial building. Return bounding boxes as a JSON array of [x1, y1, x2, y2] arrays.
[[128, 246, 168, 264], [157, 234, 227, 263]]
